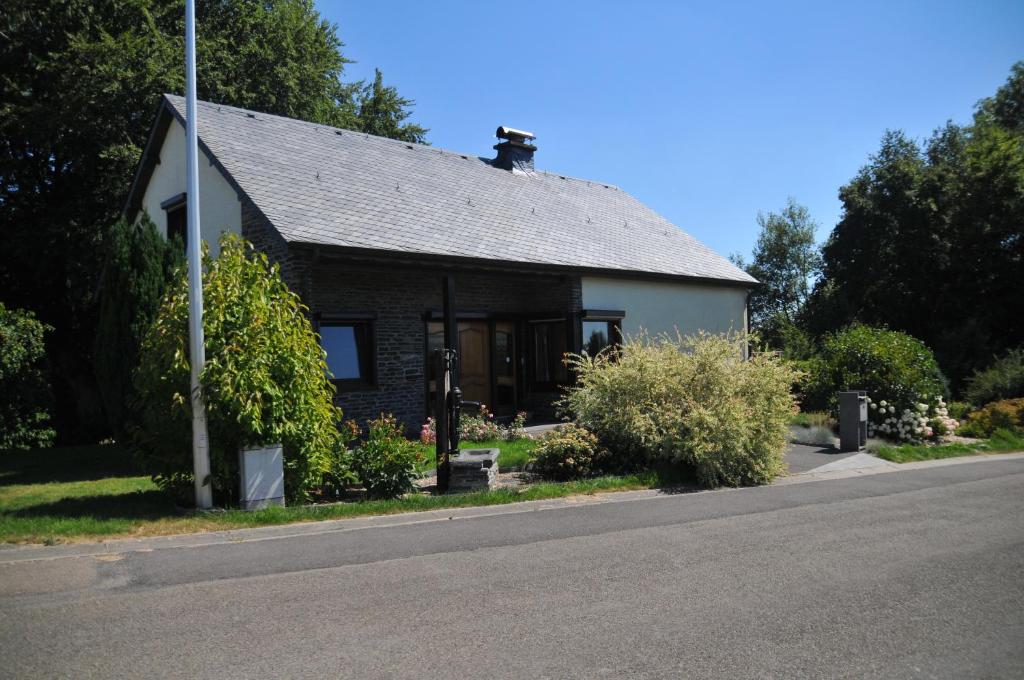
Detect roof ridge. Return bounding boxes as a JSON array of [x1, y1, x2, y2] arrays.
[[161, 93, 622, 188]]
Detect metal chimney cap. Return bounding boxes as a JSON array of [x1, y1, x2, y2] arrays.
[[496, 126, 535, 141]]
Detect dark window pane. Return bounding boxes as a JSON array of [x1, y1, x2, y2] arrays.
[[533, 324, 550, 382], [532, 321, 567, 383], [321, 324, 363, 380], [167, 206, 187, 250], [495, 328, 514, 377], [582, 320, 610, 356]]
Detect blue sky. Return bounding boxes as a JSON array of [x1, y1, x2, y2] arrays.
[[318, 0, 1022, 260]]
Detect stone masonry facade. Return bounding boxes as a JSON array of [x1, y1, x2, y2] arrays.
[[242, 199, 583, 431]]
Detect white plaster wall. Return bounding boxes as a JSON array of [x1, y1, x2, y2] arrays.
[[582, 276, 748, 339], [137, 119, 241, 257]]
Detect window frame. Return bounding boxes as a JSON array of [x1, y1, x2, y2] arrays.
[[161, 193, 188, 250], [316, 314, 377, 392], [580, 309, 625, 358], [527, 318, 570, 390]]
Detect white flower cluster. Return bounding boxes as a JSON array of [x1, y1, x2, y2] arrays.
[[865, 396, 958, 443]]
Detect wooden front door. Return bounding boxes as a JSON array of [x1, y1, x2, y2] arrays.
[[458, 321, 490, 407], [425, 319, 521, 418]]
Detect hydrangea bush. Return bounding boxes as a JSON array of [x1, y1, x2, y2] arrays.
[[866, 395, 959, 443]]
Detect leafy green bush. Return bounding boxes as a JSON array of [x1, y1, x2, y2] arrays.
[[803, 324, 947, 415], [351, 414, 423, 498], [0, 303, 55, 450], [94, 215, 182, 437], [530, 424, 608, 481], [958, 398, 1024, 438], [946, 401, 974, 421], [963, 347, 1024, 407], [133, 235, 342, 504], [561, 332, 798, 487]]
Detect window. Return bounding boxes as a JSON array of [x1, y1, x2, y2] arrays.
[[161, 193, 187, 250], [531, 320, 568, 384], [167, 207, 187, 249], [319, 319, 375, 389], [582, 319, 620, 356], [580, 311, 624, 358]]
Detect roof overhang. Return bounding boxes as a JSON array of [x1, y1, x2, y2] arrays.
[[291, 241, 759, 289]]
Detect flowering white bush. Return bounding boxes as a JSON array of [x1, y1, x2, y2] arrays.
[[866, 395, 959, 443]]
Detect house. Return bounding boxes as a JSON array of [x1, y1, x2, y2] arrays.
[[124, 94, 757, 428]]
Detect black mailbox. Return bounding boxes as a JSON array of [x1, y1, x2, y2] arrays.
[[838, 390, 868, 452]]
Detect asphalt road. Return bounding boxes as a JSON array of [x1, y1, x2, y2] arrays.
[[1, 457, 1023, 679]]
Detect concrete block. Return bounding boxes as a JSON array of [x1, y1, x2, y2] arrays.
[[448, 448, 499, 493], [239, 444, 285, 510]]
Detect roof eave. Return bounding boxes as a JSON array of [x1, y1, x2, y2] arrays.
[[291, 241, 760, 289], [122, 96, 176, 222]]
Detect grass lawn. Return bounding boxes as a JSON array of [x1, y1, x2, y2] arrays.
[[875, 428, 1024, 463], [0, 439, 652, 545]]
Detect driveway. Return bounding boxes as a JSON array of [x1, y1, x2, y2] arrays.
[[785, 442, 859, 473], [1, 455, 1022, 679]]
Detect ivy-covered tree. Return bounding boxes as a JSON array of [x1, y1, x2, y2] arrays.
[[0, 0, 426, 442], [805, 62, 1024, 389]]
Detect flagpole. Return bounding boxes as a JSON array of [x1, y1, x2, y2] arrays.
[[185, 0, 212, 509]]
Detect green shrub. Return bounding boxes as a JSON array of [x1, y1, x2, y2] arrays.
[[561, 332, 798, 487], [789, 411, 835, 429], [0, 303, 55, 450], [803, 324, 947, 415], [946, 401, 973, 421], [958, 398, 1024, 438], [963, 347, 1024, 407], [133, 234, 343, 504], [530, 424, 608, 481], [351, 414, 423, 498], [93, 215, 182, 438]]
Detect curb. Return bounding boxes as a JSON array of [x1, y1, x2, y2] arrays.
[[3, 450, 1023, 564]]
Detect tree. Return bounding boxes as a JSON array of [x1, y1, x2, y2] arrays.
[[0, 303, 55, 450], [805, 62, 1024, 389], [133, 235, 343, 505], [355, 69, 429, 144], [93, 216, 183, 438], [0, 0, 426, 442], [730, 198, 821, 353]]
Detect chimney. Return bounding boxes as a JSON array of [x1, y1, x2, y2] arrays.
[[493, 126, 536, 172]]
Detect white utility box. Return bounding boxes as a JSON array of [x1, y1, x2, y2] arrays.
[[239, 443, 285, 510]]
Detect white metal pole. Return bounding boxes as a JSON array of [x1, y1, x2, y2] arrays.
[[185, 0, 212, 509]]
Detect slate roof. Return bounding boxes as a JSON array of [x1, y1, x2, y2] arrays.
[[154, 94, 756, 285]]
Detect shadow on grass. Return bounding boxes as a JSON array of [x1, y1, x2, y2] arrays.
[[9, 489, 177, 521], [0, 445, 141, 487]]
